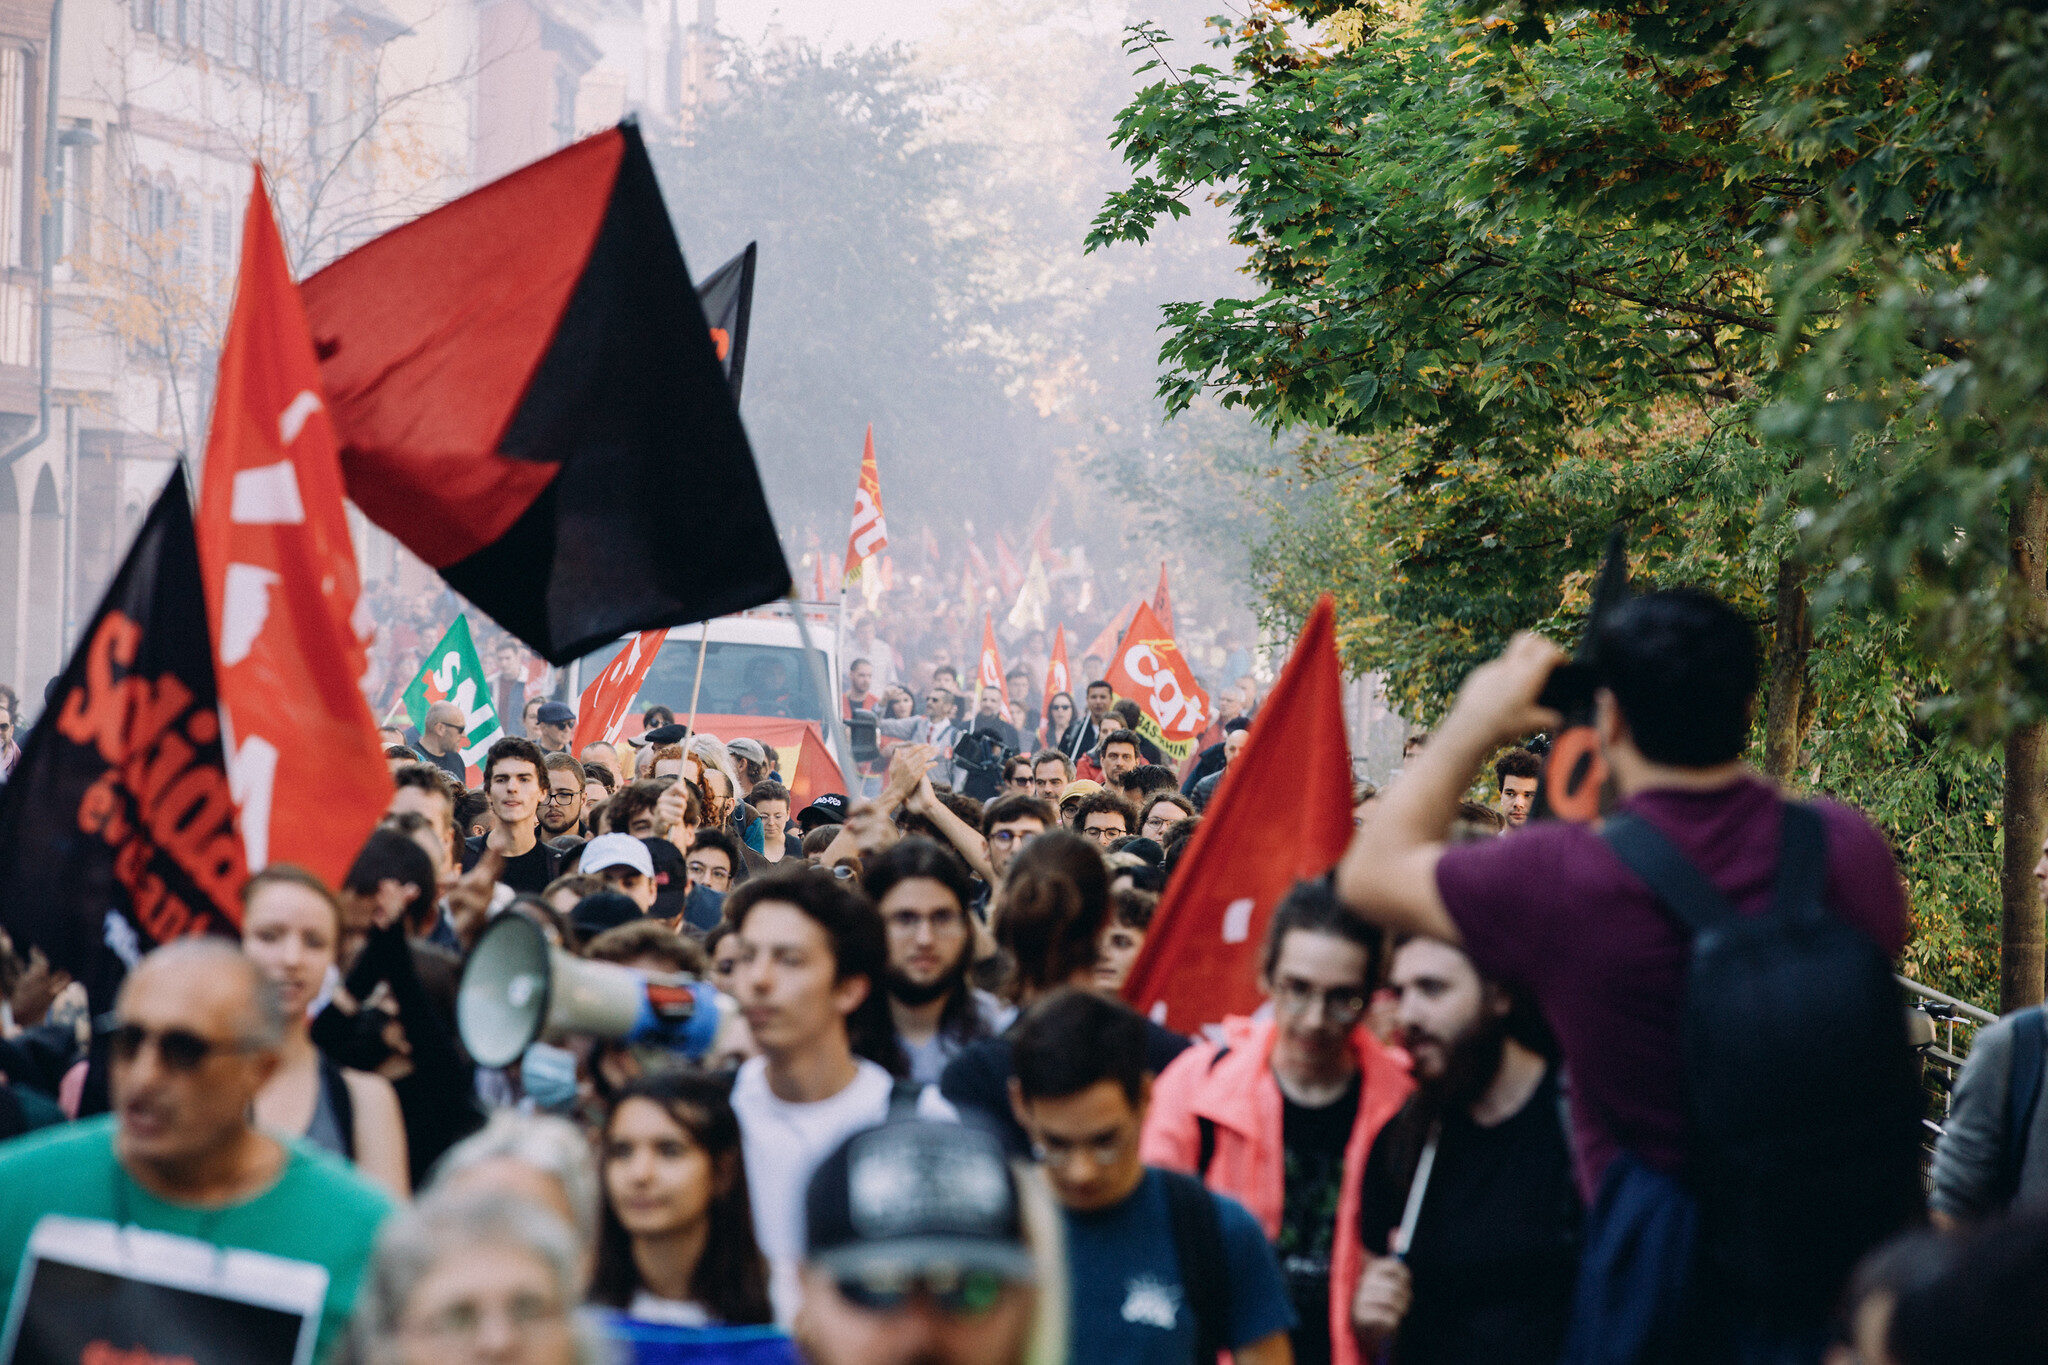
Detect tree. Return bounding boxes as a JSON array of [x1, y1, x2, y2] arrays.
[[1089, 0, 2032, 1004]]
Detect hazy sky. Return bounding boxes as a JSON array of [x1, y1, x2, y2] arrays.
[[717, 0, 956, 49]]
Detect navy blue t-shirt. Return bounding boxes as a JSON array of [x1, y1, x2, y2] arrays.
[[1063, 1169, 1294, 1364]]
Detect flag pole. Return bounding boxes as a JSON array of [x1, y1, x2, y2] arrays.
[[685, 620, 710, 736], [792, 591, 861, 795]]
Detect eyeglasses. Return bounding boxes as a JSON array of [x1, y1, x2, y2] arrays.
[[833, 1265, 1012, 1317], [886, 908, 965, 936], [541, 789, 581, 806], [98, 1017, 261, 1072], [1081, 824, 1124, 845], [1031, 1127, 1130, 1170], [403, 1290, 568, 1341], [1271, 979, 1369, 1026], [686, 860, 732, 886]]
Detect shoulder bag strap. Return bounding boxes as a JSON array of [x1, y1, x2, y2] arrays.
[[1160, 1170, 1228, 1364], [1599, 812, 1739, 934], [1772, 802, 1828, 921]]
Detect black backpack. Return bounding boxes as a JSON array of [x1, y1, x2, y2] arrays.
[[1602, 802, 1924, 1323]]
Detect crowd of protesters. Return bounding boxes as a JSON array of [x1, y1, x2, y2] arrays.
[[0, 583, 2046, 1365]]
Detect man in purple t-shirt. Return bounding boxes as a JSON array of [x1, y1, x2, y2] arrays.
[[1336, 589, 1909, 1356]]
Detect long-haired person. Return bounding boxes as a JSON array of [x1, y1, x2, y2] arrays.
[[1042, 692, 1086, 762], [240, 866, 410, 1197], [862, 839, 1004, 1084], [594, 1074, 782, 1336]]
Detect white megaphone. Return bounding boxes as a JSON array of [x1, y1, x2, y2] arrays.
[[457, 911, 727, 1069]]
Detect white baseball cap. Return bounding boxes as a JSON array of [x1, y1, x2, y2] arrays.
[[579, 832, 654, 880]]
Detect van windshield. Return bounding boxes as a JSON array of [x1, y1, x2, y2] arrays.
[[630, 641, 831, 725]]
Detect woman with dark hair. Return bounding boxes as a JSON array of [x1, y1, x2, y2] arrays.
[[1042, 691, 1086, 758], [594, 1074, 788, 1346], [938, 830, 1190, 1155], [861, 838, 1004, 1084]]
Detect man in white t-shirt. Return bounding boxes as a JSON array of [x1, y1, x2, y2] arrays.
[[726, 866, 952, 1324]]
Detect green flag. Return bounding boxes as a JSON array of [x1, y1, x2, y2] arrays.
[[400, 614, 504, 777]]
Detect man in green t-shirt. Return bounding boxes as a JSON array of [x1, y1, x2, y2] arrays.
[[0, 939, 393, 1362]]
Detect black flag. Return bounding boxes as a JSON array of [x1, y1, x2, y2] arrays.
[[0, 472, 244, 1010], [696, 242, 756, 403], [301, 125, 790, 664]]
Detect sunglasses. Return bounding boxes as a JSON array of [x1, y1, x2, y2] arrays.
[[834, 1265, 1011, 1316], [98, 1016, 260, 1071]]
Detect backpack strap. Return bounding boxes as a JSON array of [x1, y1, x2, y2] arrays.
[[319, 1055, 358, 1161], [2003, 1008, 2048, 1201], [1159, 1170, 1228, 1365], [1599, 813, 1738, 934], [887, 1078, 925, 1119], [1194, 1046, 1232, 1178], [1772, 803, 1828, 923]]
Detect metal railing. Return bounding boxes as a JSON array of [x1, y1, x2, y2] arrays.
[[1899, 975, 2001, 1162]]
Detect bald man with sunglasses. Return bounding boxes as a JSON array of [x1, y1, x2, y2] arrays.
[[0, 939, 393, 1363]]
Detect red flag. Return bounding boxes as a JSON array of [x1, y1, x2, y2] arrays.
[[979, 613, 1009, 708], [1152, 562, 1175, 637], [844, 425, 889, 586], [573, 628, 668, 754], [1044, 625, 1072, 707], [195, 176, 390, 886], [965, 538, 993, 585], [995, 533, 1025, 598], [1103, 601, 1210, 763], [1082, 597, 1139, 667], [1123, 595, 1350, 1033], [1030, 512, 1054, 563]]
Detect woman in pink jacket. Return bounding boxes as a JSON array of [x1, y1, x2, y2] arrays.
[[1140, 882, 1412, 1365]]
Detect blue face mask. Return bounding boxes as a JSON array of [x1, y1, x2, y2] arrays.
[[684, 884, 726, 934], [519, 1042, 580, 1113]]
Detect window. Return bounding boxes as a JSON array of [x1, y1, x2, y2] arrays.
[[55, 129, 93, 263], [0, 49, 27, 270]]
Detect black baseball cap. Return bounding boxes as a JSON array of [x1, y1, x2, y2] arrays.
[[797, 792, 850, 832], [631, 723, 692, 749], [536, 701, 576, 727], [805, 1120, 1034, 1283], [569, 889, 644, 939]]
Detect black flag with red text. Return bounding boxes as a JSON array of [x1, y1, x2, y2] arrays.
[[301, 123, 789, 664], [696, 242, 756, 404], [0, 472, 245, 1010]]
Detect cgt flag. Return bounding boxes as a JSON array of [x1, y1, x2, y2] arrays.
[[1044, 625, 1071, 710], [0, 475, 245, 1010], [1103, 601, 1209, 764], [401, 615, 504, 783], [1122, 594, 1352, 1034], [195, 175, 390, 887], [301, 125, 789, 664], [843, 426, 888, 587], [979, 613, 1008, 709], [695, 242, 756, 403], [573, 627, 668, 754]]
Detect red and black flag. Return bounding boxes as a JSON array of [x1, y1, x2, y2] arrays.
[[0, 473, 245, 1010], [300, 124, 790, 664], [696, 242, 756, 403]]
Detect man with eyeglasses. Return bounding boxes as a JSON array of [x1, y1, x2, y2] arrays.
[[1009, 988, 1295, 1365], [797, 1119, 1038, 1365], [0, 940, 393, 1363], [414, 700, 469, 783], [980, 793, 1053, 884], [1350, 934, 1579, 1365], [538, 752, 587, 844], [1141, 880, 1413, 1365]]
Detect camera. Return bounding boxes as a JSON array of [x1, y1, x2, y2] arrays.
[[952, 728, 1018, 776]]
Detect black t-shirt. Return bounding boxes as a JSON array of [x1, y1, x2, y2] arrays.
[[1356, 1066, 1581, 1365], [942, 1019, 1191, 1158], [418, 746, 466, 784], [460, 834, 558, 895], [1277, 1075, 1360, 1365]]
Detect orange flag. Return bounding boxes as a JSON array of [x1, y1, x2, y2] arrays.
[[979, 612, 1009, 708], [1082, 596, 1140, 667], [195, 174, 390, 885], [843, 426, 889, 586], [1152, 562, 1175, 636], [574, 628, 669, 754], [1044, 625, 1072, 708], [1103, 600, 1211, 763], [1122, 595, 1351, 1033]]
